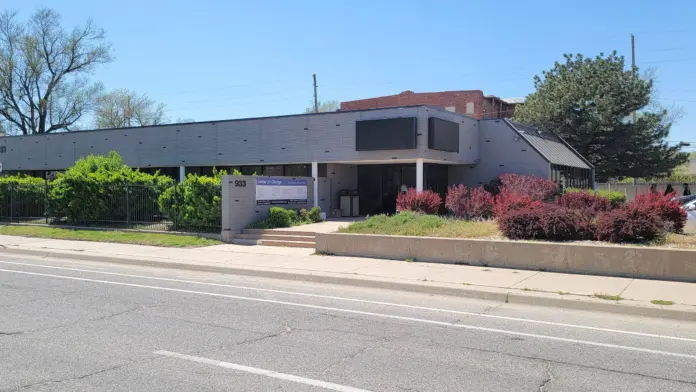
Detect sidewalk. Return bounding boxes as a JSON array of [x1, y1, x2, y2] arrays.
[[1, 234, 695, 320]]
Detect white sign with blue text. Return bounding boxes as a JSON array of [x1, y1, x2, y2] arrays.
[[256, 178, 308, 205]]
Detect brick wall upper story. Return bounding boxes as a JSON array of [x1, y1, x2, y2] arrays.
[[340, 90, 516, 119]]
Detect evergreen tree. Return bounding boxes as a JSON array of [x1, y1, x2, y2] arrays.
[[514, 52, 689, 180]]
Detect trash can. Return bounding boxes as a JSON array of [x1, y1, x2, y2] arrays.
[[350, 190, 359, 217], [339, 190, 352, 217]]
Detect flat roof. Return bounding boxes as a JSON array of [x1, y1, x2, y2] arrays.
[[0, 104, 473, 139]]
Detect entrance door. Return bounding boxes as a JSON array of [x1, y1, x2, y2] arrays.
[[357, 164, 417, 215], [382, 166, 401, 214], [357, 166, 382, 216]]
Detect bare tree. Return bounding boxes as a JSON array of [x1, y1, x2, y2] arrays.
[[642, 66, 685, 124], [304, 100, 340, 113], [0, 8, 112, 135], [95, 89, 168, 128]]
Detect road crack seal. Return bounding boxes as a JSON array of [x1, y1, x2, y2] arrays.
[[538, 361, 554, 391], [234, 323, 292, 346], [321, 339, 387, 375], [5, 360, 142, 391]]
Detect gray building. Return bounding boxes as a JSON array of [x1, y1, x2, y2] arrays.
[[0, 105, 592, 215]]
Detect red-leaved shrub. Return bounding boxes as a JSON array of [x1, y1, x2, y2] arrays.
[[396, 188, 442, 214], [445, 185, 494, 220], [540, 208, 596, 241], [497, 205, 595, 241], [498, 173, 558, 201], [595, 205, 664, 243], [557, 191, 612, 217], [631, 192, 687, 233], [496, 205, 545, 240], [492, 191, 544, 218]]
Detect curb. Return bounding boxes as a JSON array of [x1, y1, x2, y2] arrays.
[[2, 247, 695, 322]]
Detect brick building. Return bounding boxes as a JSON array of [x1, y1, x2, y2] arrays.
[[340, 90, 521, 119]]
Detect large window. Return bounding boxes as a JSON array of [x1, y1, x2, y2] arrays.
[[551, 164, 593, 189], [428, 117, 459, 152], [265, 166, 284, 176], [284, 164, 310, 177], [355, 117, 417, 151]]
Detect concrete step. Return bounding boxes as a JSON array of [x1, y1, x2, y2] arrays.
[[231, 238, 315, 248], [258, 240, 315, 248], [236, 233, 316, 242], [242, 229, 316, 237], [231, 239, 261, 246]]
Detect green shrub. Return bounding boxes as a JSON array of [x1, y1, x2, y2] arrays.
[[158, 169, 225, 231], [267, 207, 291, 228], [597, 190, 627, 208], [566, 188, 626, 209], [50, 151, 173, 224], [308, 206, 322, 223], [0, 175, 47, 218], [299, 208, 308, 221], [286, 209, 298, 223]]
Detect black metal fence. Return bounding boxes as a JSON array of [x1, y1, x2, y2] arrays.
[[0, 181, 221, 233]]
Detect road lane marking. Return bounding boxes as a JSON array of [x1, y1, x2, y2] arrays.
[[2, 267, 696, 360], [154, 350, 373, 392], [1, 259, 695, 343]]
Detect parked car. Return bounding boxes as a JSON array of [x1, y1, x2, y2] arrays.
[[673, 195, 696, 206], [684, 198, 696, 233]]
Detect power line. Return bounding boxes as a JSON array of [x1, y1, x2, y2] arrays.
[[644, 47, 687, 52], [641, 56, 696, 64]]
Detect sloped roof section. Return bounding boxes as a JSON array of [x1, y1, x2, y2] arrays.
[[502, 97, 525, 104], [506, 120, 592, 169]]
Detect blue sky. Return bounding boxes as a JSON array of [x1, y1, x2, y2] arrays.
[[4, 0, 696, 152]]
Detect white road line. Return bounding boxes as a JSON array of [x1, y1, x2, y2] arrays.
[[2, 267, 696, 360], [1, 259, 694, 343], [154, 350, 373, 392]]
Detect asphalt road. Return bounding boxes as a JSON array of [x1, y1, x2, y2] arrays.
[[1, 254, 695, 392]]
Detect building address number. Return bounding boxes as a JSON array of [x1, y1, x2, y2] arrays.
[[234, 180, 247, 187]]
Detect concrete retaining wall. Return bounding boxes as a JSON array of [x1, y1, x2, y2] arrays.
[[315, 233, 696, 282]]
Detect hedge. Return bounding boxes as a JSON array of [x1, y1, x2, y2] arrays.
[[49, 151, 173, 224], [497, 205, 595, 241], [0, 176, 47, 218], [566, 188, 626, 209], [158, 169, 225, 231]]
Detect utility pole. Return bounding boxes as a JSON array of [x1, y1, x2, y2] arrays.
[[631, 33, 637, 124], [631, 33, 637, 186], [313, 74, 319, 113]]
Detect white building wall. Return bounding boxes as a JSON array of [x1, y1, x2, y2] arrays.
[[448, 119, 550, 188]]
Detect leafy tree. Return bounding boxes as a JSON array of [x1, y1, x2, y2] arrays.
[[0, 8, 112, 134], [513, 52, 689, 180], [304, 100, 339, 113], [95, 89, 168, 128]]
